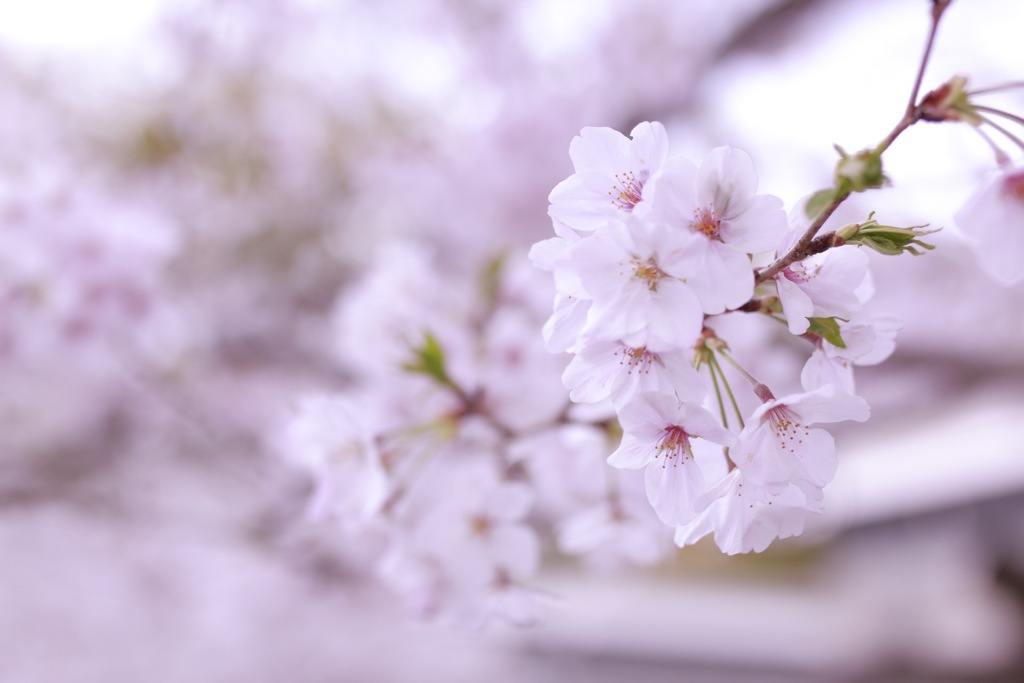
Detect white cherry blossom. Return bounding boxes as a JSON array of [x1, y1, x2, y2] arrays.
[[639, 148, 788, 313], [609, 392, 734, 524], [280, 393, 390, 528], [413, 461, 539, 590], [549, 121, 669, 232], [674, 470, 819, 555], [954, 167, 1024, 285], [729, 385, 869, 496], [566, 218, 704, 350], [528, 231, 592, 352], [800, 314, 902, 393], [774, 244, 871, 335], [561, 340, 705, 407], [558, 483, 672, 568]]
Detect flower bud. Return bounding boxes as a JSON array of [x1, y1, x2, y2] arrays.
[[836, 213, 938, 256], [834, 146, 887, 193], [919, 75, 982, 125]]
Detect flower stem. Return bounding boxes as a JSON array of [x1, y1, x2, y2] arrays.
[[968, 124, 1012, 166], [756, 229, 844, 284], [710, 353, 746, 431], [715, 347, 759, 390], [967, 80, 1024, 96], [757, 3, 952, 285], [974, 112, 1024, 154], [706, 356, 730, 430], [907, 0, 953, 118], [973, 105, 1024, 134]]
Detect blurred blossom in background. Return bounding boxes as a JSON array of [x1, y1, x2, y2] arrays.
[[1, 1, 1023, 682]]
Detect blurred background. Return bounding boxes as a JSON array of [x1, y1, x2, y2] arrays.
[[1, 0, 1023, 681]]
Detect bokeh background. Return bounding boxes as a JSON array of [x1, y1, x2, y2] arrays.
[[1, 0, 1023, 681]]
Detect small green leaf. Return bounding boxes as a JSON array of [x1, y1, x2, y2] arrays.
[[805, 188, 838, 219], [481, 253, 506, 307], [807, 317, 847, 349], [402, 331, 454, 387]]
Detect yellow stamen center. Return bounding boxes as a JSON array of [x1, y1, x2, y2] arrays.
[[691, 208, 722, 239], [608, 170, 645, 211]]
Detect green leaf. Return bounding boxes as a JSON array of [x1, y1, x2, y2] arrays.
[[805, 188, 838, 219], [807, 317, 846, 349], [481, 253, 506, 307], [402, 331, 453, 387]]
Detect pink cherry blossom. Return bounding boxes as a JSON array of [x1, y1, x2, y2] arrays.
[[561, 340, 705, 407], [280, 393, 390, 529], [639, 148, 788, 313], [558, 482, 672, 568], [565, 218, 704, 350], [413, 461, 539, 590], [774, 244, 871, 335], [609, 392, 735, 524], [729, 385, 869, 495], [674, 470, 819, 555], [800, 314, 902, 393], [954, 167, 1024, 285], [548, 122, 669, 232]]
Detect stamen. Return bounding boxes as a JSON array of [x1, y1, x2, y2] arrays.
[[617, 346, 656, 375], [783, 261, 821, 284], [767, 405, 810, 455], [630, 256, 665, 291], [608, 170, 646, 211], [691, 207, 722, 239], [654, 425, 694, 468]]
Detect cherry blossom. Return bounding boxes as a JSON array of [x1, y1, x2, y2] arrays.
[[639, 148, 788, 313], [528, 231, 592, 352], [280, 393, 390, 528], [774, 244, 871, 335], [609, 392, 735, 524], [954, 167, 1024, 285], [413, 462, 539, 591], [558, 482, 672, 568], [800, 314, 902, 394], [507, 424, 608, 520], [674, 470, 820, 555], [564, 218, 704, 350], [729, 385, 869, 496], [561, 340, 705, 407], [548, 121, 669, 232]]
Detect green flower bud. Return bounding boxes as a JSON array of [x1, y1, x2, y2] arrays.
[[837, 213, 939, 256], [834, 146, 887, 193], [919, 75, 983, 126]]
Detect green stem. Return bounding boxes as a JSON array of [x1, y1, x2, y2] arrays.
[[715, 347, 760, 389], [973, 105, 1024, 129], [967, 80, 1024, 96], [711, 353, 746, 431], [974, 113, 1024, 153], [706, 358, 729, 430]]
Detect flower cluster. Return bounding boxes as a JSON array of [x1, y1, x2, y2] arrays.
[[531, 122, 886, 553], [279, 244, 671, 625], [0, 168, 179, 454], [274, 0, 1024, 626]]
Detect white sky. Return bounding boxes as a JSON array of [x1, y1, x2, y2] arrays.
[[0, 0, 166, 52]]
